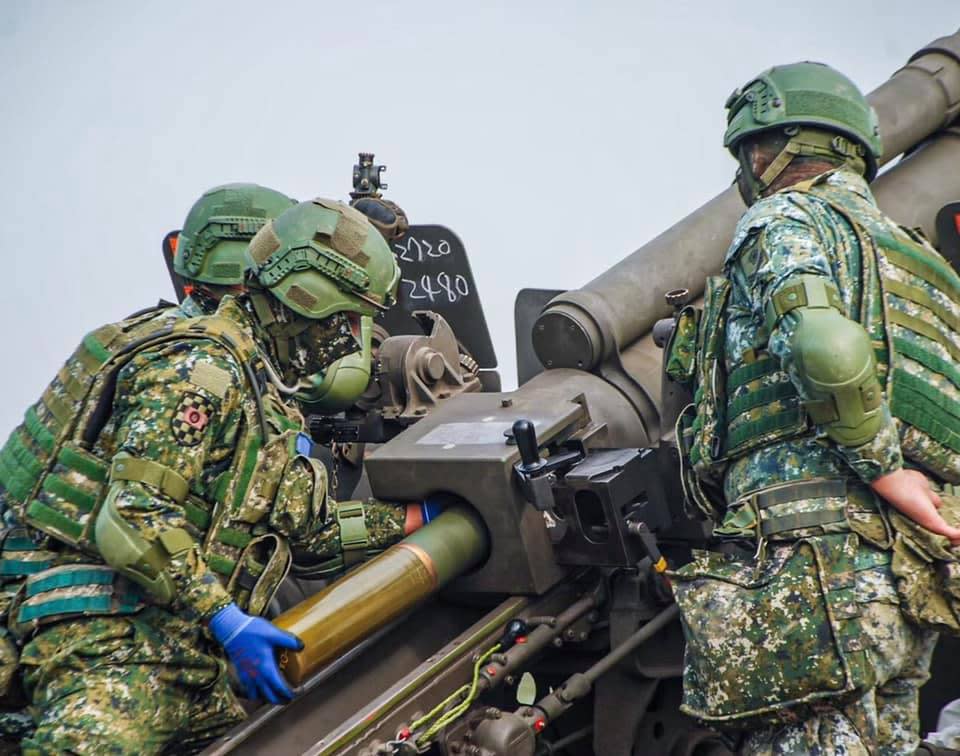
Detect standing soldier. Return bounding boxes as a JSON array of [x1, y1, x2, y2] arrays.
[[173, 183, 296, 316], [0, 198, 420, 754], [670, 63, 960, 754]]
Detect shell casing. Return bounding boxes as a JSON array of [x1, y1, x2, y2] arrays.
[[274, 504, 488, 685]]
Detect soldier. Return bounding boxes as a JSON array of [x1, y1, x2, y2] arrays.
[[670, 63, 960, 754], [0, 198, 421, 754], [173, 183, 296, 316]]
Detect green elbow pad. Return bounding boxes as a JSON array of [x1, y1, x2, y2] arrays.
[[95, 485, 195, 606], [790, 307, 884, 447]]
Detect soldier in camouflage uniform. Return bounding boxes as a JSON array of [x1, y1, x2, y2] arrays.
[[669, 63, 960, 755], [0, 198, 418, 754], [173, 183, 296, 317]]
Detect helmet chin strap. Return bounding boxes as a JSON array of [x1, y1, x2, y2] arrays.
[[737, 128, 868, 204], [247, 289, 315, 393]]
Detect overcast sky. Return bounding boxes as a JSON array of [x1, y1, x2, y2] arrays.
[[0, 1, 956, 437]]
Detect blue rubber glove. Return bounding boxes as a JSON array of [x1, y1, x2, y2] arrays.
[[209, 603, 303, 704]]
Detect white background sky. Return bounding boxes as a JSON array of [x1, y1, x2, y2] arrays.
[[0, 1, 956, 437]]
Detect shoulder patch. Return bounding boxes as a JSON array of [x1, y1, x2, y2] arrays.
[[172, 392, 216, 446], [189, 361, 231, 399]]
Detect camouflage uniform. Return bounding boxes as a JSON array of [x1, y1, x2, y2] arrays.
[[673, 166, 955, 754], [0, 297, 406, 754]]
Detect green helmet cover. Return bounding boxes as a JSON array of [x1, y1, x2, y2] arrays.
[[246, 198, 400, 320], [724, 62, 882, 181], [175, 183, 296, 285]]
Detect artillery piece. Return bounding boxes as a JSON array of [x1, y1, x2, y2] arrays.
[[205, 29, 960, 756]]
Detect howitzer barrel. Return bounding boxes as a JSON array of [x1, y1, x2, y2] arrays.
[[534, 30, 960, 370], [274, 505, 489, 686]]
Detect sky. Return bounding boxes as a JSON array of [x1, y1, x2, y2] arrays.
[[0, 0, 956, 437]]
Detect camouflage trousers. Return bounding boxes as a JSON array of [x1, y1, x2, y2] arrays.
[[740, 597, 938, 756], [17, 607, 245, 755]]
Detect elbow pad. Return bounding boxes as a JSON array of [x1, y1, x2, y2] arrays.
[[95, 457, 196, 605], [766, 275, 884, 447]]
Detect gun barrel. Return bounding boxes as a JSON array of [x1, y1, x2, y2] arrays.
[[274, 505, 489, 686], [533, 30, 960, 371]]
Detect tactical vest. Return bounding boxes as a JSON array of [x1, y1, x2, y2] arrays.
[[0, 304, 320, 631], [681, 182, 960, 487]]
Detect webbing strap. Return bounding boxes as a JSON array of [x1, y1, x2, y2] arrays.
[[109, 457, 189, 504], [0, 448, 34, 501], [81, 332, 113, 364], [24, 406, 56, 455], [55, 366, 87, 404], [893, 336, 960, 392], [761, 508, 848, 536], [882, 246, 960, 306], [765, 275, 844, 329], [0, 559, 51, 577], [726, 404, 806, 453], [3, 432, 44, 480], [58, 446, 108, 483], [207, 553, 236, 577], [895, 369, 960, 424], [755, 478, 847, 509], [884, 278, 960, 333], [5, 537, 39, 551], [26, 567, 114, 597], [41, 475, 97, 513], [18, 593, 141, 623], [75, 341, 105, 374], [891, 373, 960, 454], [337, 501, 369, 567], [727, 357, 779, 391], [888, 309, 960, 363], [25, 500, 84, 542], [40, 387, 72, 427], [726, 381, 797, 420], [217, 527, 253, 549], [183, 499, 211, 531]]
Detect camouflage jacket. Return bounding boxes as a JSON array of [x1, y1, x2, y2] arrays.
[[0, 297, 404, 631], [717, 168, 903, 530]]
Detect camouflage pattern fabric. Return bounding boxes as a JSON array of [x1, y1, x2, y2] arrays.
[[677, 168, 943, 753], [740, 583, 936, 756], [721, 168, 903, 512], [0, 296, 406, 751], [18, 608, 244, 755]]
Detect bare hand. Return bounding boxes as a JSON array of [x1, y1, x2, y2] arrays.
[[870, 469, 960, 546]]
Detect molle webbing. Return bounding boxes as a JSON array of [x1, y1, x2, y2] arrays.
[[109, 457, 189, 505], [19, 312, 265, 558], [723, 355, 806, 457], [753, 478, 849, 537], [0, 534, 52, 578], [14, 565, 143, 627], [808, 184, 960, 479]]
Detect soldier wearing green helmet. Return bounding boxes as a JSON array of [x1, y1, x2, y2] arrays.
[[174, 182, 297, 316], [0, 197, 427, 754], [669, 62, 960, 754]]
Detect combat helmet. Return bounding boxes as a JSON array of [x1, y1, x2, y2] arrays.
[[245, 198, 399, 390], [724, 62, 882, 200], [175, 183, 296, 285], [246, 198, 400, 320]]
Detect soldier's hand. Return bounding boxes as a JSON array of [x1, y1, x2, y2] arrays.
[[871, 469, 960, 546], [209, 602, 304, 704]]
